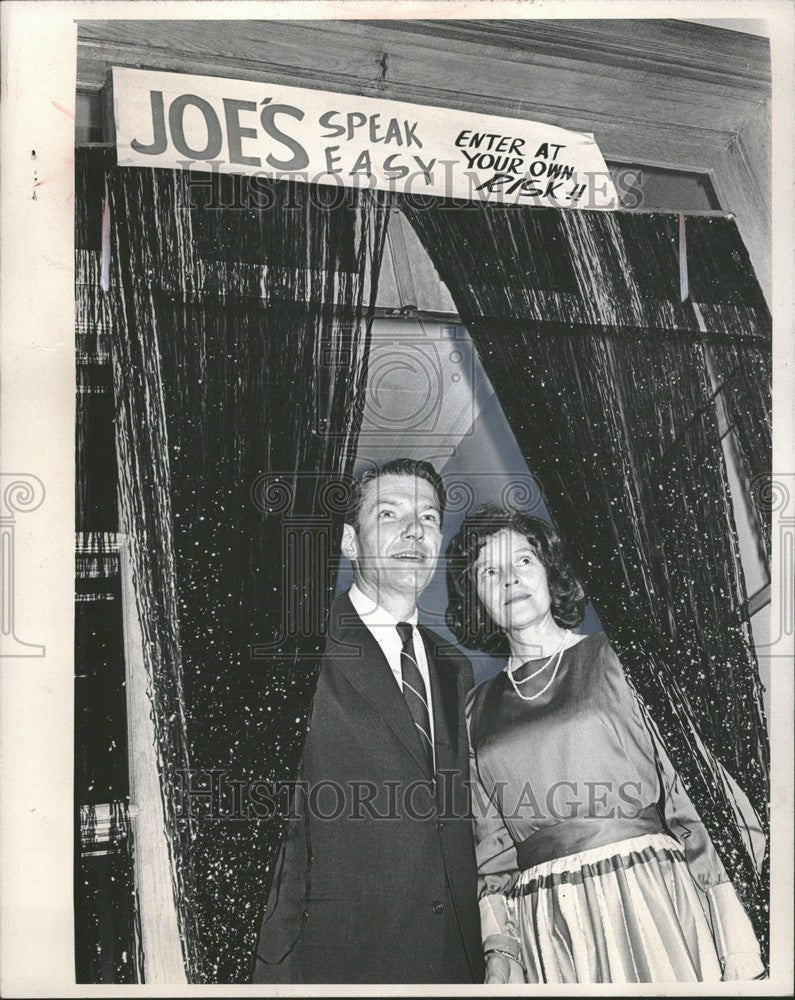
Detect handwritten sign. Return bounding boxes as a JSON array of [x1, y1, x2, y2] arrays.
[[112, 67, 618, 210]]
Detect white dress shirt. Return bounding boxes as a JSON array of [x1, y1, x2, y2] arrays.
[[348, 582, 435, 747]]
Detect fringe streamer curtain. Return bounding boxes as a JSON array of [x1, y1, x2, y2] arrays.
[[685, 221, 772, 554], [76, 163, 143, 984], [400, 201, 771, 952], [94, 148, 389, 981]]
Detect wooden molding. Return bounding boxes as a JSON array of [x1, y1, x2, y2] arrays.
[[380, 19, 771, 91], [76, 18, 770, 93]]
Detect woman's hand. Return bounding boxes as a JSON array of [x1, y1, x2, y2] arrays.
[[483, 932, 526, 984], [485, 949, 525, 983], [721, 951, 766, 981]]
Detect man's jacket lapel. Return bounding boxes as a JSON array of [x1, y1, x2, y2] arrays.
[[327, 592, 434, 780], [422, 628, 461, 776]]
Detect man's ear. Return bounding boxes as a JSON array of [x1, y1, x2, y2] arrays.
[[341, 523, 358, 561]]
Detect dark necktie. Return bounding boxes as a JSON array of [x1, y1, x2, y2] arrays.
[[396, 621, 434, 774]]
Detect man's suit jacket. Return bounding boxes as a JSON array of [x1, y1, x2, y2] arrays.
[[251, 592, 484, 984]]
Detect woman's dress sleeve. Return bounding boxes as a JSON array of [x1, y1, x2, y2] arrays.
[[467, 692, 520, 940]]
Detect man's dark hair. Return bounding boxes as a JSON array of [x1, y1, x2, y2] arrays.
[[346, 458, 446, 529], [446, 505, 586, 655]]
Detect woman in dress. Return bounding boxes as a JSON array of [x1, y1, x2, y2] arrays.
[[446, 505, 764, 984]]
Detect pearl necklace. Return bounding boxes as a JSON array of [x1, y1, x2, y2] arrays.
[[507, 630, 572, 702], [508, 629, 569, 683]]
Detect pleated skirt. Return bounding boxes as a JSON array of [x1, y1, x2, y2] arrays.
[[509, 832, 723, 983]]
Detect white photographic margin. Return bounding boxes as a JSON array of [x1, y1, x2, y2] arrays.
[[0, 1, 792, 996]]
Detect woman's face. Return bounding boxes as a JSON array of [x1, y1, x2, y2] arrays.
[[474, 528, 553, 632]]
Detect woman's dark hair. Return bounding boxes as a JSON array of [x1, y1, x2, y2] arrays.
[[446, 505, 586, 655]]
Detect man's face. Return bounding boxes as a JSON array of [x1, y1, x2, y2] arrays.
[[342, 474, 442, 606]]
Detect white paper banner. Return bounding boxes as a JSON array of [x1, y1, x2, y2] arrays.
[[112, 67, 618, 210]]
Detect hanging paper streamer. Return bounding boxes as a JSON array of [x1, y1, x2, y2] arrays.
[[679, 211, 689, 303], [100, 195, 111, 292]]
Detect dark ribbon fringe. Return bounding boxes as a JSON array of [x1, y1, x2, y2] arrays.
[[81, 149, 390, 982], [400, 198, 770, 958]]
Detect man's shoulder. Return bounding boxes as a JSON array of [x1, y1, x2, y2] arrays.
[[328, 590, 360, 628], [419, 626, 475, 683], [322, 591, 371, 663], [421, 626, 469, 660]]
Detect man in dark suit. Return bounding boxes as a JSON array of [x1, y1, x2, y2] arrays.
[[251, 458, 484, 984]]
